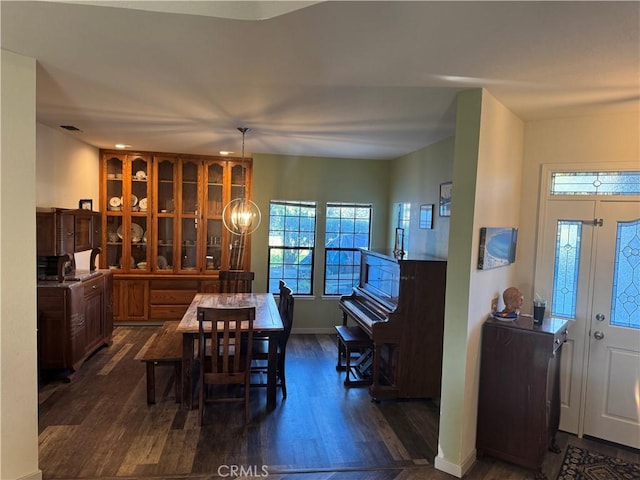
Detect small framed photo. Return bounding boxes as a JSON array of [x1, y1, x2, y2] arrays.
[[79, 199, 93, 210], [439, 182, 452, 217], [419, 204, 434, 229]]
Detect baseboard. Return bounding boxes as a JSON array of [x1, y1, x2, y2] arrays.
[[17, 470, 42, 480], [434, 449, 476, 478], [291, 327, 336, 335]]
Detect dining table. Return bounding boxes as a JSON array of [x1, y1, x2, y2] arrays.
[[177, 292, 284, 410]]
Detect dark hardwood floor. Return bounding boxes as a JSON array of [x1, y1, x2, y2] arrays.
[[38, 327, 638, 480]]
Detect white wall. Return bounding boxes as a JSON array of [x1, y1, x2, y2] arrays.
[[36, 123, 99, 269], [516, 110, 640, 304], [389, 137, 454, 258], [0, 49, 42, 480], [436, 89, 524, 477]]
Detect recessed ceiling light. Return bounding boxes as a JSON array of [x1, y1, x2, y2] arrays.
[[115, 144, 131, 149], [219, 151, 233, 156]]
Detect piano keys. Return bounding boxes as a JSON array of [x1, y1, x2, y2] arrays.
[[339, 249, 447, 400]]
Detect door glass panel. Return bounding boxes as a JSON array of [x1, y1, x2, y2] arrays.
[[106, 216, 122, 269], [611, 219, 640, 328], [130, 156, 148, 213], [207, 163, 224, 215], [182, 161, 198, 214], [230, 164, 245, 201], [206, 219, 222, 271], [131, 217, 147, 270], [157, 217, 173, 270], [106, 156, 123, 210], [157, 159, 175, 213], [552, 220, 582, 318], [181, 218, 197, 270]]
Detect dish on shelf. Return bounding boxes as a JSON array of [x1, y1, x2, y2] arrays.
[[118, 256, 136, 269], [131, 223, 143, 242], [116, 225, 123, 239], [157, 255, 168, 269], [130, 195, 138, 207], [137, 262, 148, 269], [109, 196, 122, 208], [107, 173, 116, 179], [138, 197, 148, 211], [135, 170, 147, 180], [142, 230, 147, 243], [491, 311, 518, 321]]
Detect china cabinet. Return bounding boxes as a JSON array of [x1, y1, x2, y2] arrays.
[[99, 149, 253, 322]]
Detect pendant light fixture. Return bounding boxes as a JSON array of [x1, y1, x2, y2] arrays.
[[222, 127, 261, 235]]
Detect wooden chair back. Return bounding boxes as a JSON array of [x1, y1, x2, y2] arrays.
[[197, 306, 255, 425], [219, 270, 255, 293]]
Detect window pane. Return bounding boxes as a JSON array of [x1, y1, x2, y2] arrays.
[[268, 201, 317, 295], [611, 219, 640, 328], [552, 221, 582, 318], [551, 171, 640, 196], [324, 203, 371, 295]]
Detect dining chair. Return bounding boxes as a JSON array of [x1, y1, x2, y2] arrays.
[[251, 281, 294, 398], [197, 306, 255, 426], [219, 270, 255, 293]]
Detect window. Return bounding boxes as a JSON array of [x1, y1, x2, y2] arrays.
[[551, 221, 582, 318], [324, 203, 372, 295], [267, 201, 316, 295], [550, 171, 640, 196]]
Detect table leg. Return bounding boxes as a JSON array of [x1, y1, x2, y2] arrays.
[[266, 332, 278, 409], [182, 333, 194, 409]]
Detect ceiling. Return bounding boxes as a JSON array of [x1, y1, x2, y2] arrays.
[[2, 1, 638, 160]]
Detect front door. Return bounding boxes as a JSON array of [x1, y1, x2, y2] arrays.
[[583, 200, 640, 448], [538, 197, 640, 447]]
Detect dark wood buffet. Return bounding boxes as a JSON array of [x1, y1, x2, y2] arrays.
[[37, 270, 113, 374], [476, 315, 569, 478]]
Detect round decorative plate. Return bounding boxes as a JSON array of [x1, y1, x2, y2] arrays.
[[116, 225, 123, 239], [131, 223, 143, 242], [139, 197, 148, 211], [135, 170, 147, 180], [157, 255, 168, 269], [109, 196, 121, 207]]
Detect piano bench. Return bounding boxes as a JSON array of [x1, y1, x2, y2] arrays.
[[335, 325, 373, 387]]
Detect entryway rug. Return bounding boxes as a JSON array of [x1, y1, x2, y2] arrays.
[[557, 445, 640, 480]]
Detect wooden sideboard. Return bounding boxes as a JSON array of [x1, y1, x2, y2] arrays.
[[37, 270, 113, 376], [476, 316, 569, 478]]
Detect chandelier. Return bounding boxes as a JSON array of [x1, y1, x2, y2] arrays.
[[222, 127, 261, 235]]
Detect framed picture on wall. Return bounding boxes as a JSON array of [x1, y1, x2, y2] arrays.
[[79, 199, 93, 210], [477, 227, 518, 270], [439, 182, 452, 217], [419, 204, 434, 229]]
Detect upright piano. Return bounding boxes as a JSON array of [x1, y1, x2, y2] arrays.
[[339, 249, 447, 400]]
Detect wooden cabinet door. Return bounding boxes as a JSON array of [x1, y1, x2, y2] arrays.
[[114, 279, 149, 321], [74, 211, 93, 252], [83, 277, 104, 354]]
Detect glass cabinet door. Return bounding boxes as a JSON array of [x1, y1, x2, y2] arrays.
[[204, 161, 224, 272], [105, 155, 124, 270], [155, 157, 176, 271], [179, 159, 200, 271], [128, 155, 150, 271]]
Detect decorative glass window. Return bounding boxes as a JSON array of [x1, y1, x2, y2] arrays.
[[550, 171, 640, 196], [324, 203, 372, 295], [267, 201, 316, 295], [552, 221, 582, 318], [611, 219, 640, 329]]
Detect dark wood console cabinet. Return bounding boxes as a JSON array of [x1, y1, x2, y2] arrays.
[[476, 316, 569, 478], [37, 270, 113, 375]]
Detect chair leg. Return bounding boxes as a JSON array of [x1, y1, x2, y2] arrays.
[[245, 379, 251, 425]]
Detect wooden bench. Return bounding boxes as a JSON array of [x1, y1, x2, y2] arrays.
[[140, 321, 182, 404], [335, 325, 373, 386]]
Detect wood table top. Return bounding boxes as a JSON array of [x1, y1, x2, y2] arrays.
[[177, 293, 283, 333]]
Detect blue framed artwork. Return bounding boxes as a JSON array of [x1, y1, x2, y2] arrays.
[[478, 227, 518, 270]]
